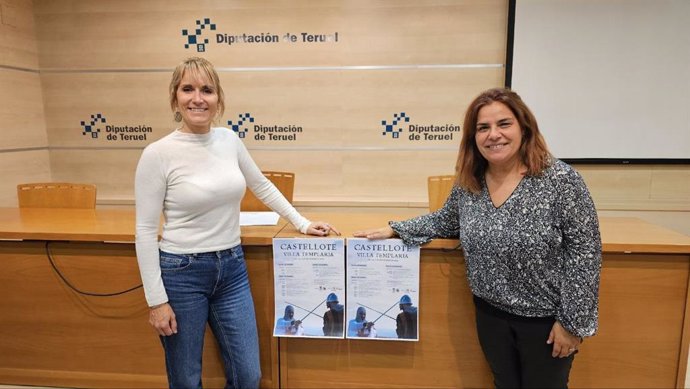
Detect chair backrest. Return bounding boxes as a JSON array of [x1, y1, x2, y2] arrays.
[[17, 182, 97, 209], [241, 171, 295, 212], [427, 175, 455, 212]]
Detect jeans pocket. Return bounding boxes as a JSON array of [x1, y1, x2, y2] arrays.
[[159, 252, 193, 271], [231, 246, 245, 262]]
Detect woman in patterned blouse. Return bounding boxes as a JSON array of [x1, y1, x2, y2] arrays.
[[354, 88, 601, 388]]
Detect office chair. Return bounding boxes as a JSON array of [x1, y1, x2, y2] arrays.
[[240, 171, 295, 212], [427, 175, 455, 212]]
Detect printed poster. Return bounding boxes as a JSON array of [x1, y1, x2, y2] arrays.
[[346, 238, 420, 341], [272, 237, 345, 338]]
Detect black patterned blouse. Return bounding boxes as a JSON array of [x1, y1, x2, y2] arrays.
[[390, 159, 602, 337]]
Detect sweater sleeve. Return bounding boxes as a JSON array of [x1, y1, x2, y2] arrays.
[[235, 137, 311, 233], [555, 167, 602, 338], [390, 186, 461, 246], [134, 146, 168, 307]]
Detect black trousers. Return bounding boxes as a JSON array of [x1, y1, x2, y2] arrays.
[[474, 296, 574, 389]]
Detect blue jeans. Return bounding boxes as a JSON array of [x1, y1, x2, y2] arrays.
[[159, 246, 261, 389]]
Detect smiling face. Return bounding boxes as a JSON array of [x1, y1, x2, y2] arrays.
[[474, 101, 523, 170], [175, 70, 219, 134]]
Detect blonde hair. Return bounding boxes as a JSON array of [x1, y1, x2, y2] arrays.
[[169, 57, 225, 121], [455, 88, 552, 193]]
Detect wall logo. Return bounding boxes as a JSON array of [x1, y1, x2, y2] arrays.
[[181, 18, 339, 52], [182, 18, 217, 52], [380, 111, 461, 141], [228, 113, 255, 139], [81, 113, 106, 139], [228, 113, 303, 141], [79, 113, 152, 142], [381, 112, 410, 139]]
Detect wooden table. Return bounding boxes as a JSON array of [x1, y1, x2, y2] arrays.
[[0, 207, 287, 388], [277, 213, 690, 389], [1, 208, 689, 388]]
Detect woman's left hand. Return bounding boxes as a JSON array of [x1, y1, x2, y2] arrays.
[[306, 221, 341, 236], [547, 321, 582, 358]]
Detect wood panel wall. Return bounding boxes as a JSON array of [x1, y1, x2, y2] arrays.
[[1, 0, 688, 237], [0, 0, 51, 206], [31, 0, 507, 206]]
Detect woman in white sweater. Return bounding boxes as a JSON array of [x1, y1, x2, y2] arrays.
[[135, 57, 338, 389]]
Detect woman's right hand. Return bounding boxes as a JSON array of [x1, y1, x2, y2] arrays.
[[352, 226, 396, 240], [149, 302, 178, 336]]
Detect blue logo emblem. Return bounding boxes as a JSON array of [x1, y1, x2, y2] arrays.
[[228, 113, 255, 138], [80, 113, 106, 139], [381, 112, 409, 139], [182, 18, 216, 52]]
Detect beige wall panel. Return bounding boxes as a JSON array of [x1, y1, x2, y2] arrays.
[[0, 0, 39, 69], [576, 165, 652, 201], [341, 150, 457, 201], [0, 150, 51, 206], [0, 2, 52, 209], [250, 150, 345, 201], [49, 149, 141, 200], [338, 69, 502, 147], [249, 150, 457, 205], [41, 67, 498, 204], [650, 165, 690, 200], [574, 165, 690, 211], [51, 147, 454, 205], [41, 73, 172, 147], [598, 210, 690, 237], [48, 142, 690, 212], [0, 69, 48, 149], [37, 0, 508, 207], [43, 68, 501, 148], [35, 0, 506, 69], [220, 71, 346, 147], [226, 68, 502, 147]]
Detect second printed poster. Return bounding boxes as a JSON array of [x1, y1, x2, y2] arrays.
[[346, 238, 420, 341]]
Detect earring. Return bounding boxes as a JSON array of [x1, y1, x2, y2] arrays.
[[174, 111, 182, 122]]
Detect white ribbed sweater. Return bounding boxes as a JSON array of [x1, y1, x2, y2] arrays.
[[135, 127, 309, 306]]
